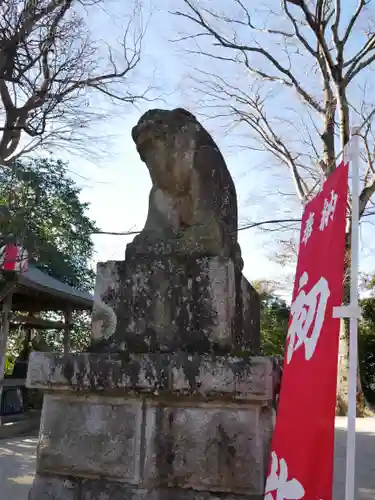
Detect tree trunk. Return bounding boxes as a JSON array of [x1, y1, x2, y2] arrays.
[[336, 237, 368, 416]]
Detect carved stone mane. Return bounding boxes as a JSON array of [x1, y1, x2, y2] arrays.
[[131, 107, 242, 267]]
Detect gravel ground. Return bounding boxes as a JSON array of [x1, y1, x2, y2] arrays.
[[0, 417, 374, 500]]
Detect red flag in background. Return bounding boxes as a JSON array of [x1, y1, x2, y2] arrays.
[[0, 244, 28, 272], [265, 161, 349, 500]]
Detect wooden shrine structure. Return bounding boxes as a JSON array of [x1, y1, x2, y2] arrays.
[[0, 264, 93, 426]]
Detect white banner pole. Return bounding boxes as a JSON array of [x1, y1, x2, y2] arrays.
[[345, 129, 360, 500]]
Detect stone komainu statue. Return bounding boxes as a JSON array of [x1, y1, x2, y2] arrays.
[[130, 107, 243, 269], [90, 107, 260, 354], [26, 109, 266, 500]]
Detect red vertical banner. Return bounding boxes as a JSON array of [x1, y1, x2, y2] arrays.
[[265, 161, 349, 500]]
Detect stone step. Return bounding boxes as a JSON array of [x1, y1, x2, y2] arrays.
[[0, 410, 40, 439]]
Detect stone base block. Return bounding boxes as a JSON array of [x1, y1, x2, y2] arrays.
[[27, 352, 275, 499], [36, 394, 142, 482], [92, 256, 260, 353], [29, 475, 264, 500]]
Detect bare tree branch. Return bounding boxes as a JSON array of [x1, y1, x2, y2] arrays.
[[175, 0, 375, 210], [91, 218, 303, 237], [341, 0, 368, 47], [174, 0, 325, 113], [0, 0, 154, 165]]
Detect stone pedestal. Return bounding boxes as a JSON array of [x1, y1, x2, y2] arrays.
[[91, 255, 259, 354], [27, 352, 274, 500], [27, 107, 274, 499]]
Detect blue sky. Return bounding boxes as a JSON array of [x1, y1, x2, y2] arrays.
[[63, 1, 290, 288], [61, 0, 375, 296]]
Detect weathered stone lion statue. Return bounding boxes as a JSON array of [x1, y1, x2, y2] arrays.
[[89, 107, 260, 354], [129, 107, 243, 269]]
